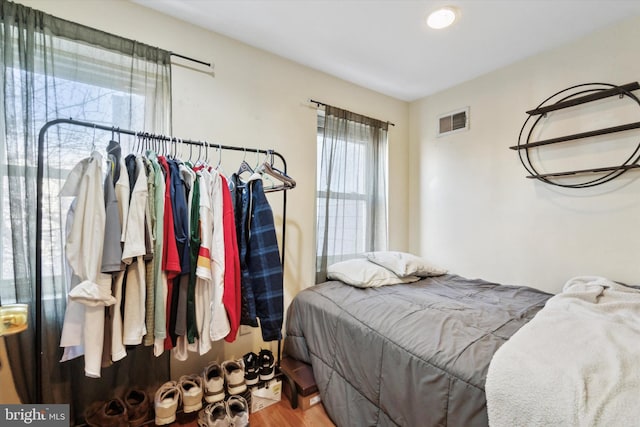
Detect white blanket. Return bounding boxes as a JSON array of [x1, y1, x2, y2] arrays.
[[485, 276, 640, 427]]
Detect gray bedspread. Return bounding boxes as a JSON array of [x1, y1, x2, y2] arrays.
[[283, 274, 551, 427]]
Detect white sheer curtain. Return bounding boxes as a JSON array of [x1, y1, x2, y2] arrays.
[[316, 105, 389, 283], [1, 0, 171, 419]]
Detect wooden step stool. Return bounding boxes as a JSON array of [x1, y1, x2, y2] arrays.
[[279, 357, 321, 410]]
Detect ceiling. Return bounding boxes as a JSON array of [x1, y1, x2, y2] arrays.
[[132, 0, 640, 102]]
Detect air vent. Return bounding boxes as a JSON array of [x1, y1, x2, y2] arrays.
[[438, 107, 469, 136]]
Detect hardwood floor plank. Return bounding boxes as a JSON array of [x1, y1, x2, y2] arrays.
[[250, 398, 335, 427]]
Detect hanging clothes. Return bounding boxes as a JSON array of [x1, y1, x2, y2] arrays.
[[158, 156, 181, 352], [230, 173, 283, 341], [55, 129, 292, 371], [194, 167, 214, 354], [122, 155, 149, 345], [149, 153, 168, 357], [111, 154, 130, 362], [168, 159, 190, 348], [142, 156, 157, 347], [221, 174, 241, 343], [209, 170, 231, 341], [172, 162, 197, 361], [59, 151, 115, 378], [100, 140, 124, 368], [183, 164, 200, 345]]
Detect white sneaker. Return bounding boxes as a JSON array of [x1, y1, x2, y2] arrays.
[[203, 362, 226, 403], [154, 381, 181, 425], [179, 374, 204, 413], [226, 396, 249, 427], [221, 359, 247, 395], [198, 401, 231, 427]]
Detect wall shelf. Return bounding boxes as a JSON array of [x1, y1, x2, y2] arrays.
[[513, 82, 640, 188], [525, 82, 640, 116], [524, 164, 640, 180], [510, 121, 640, 150]]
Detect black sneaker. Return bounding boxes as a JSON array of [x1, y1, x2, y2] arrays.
[[258, 349, 275, 381], [243, 352, 259, 386]]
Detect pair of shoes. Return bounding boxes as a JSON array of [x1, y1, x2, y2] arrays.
[[203, 359, 247, 399], [258, 349, 275, 381], [197, 396, 249, 427], [123, 388, 151, 427], [222, 359, 248, 395], [85, 388, 150, 427], [154, 381, 181, 425], [180, 374, 205, 413], [154, 375, 204, 425], [243, 349, 275, 385], [85, 398, 128, 427], [243, 352, 259, 386], [203, 362, 226, 403]]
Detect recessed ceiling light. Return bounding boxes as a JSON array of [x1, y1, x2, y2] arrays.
[[426, 6, 459, 30]]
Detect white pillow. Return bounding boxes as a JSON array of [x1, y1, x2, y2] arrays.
[[327, 258, 419, 288], [366, 251, 447, 278]]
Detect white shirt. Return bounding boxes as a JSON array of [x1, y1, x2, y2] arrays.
[[195, 168, 213, 354], [209, 169, 230, 341], [122, 155, 149, 345], [59, 151, 114, 378]]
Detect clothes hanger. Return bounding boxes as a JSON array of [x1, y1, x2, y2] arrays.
[[171, 137, 178, 159], [215, 143, 225, 174], [193, 141, 203, 166], [154, 135, 162, 157], [256, 150, 296, 189], [237, 147, 254, 176], [91, 124, 96, 152], [134, 132, 142, 154]]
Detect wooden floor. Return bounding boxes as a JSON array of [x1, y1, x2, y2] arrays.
[[165, 395, 335, 427]]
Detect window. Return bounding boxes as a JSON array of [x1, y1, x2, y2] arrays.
[[315, 107, 389, 282], [0, 1, 172, 406], [0, 18, 170, 306]]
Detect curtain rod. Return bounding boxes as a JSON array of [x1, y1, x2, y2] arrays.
[[309, 98, 395, 127], [170, 52, 213, 70]]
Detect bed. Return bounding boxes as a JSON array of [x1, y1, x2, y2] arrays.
[[283, 272, 552, 427], [485, 276, 640, 427]]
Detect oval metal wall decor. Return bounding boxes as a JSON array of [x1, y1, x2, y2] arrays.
[[510, 82, 640, 188]]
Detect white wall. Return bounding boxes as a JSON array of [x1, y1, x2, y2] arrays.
[[409, 16, 640, 294], [13, 0, 410, 383]]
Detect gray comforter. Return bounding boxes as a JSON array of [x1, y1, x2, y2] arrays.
[[284, 274, 551, 427]]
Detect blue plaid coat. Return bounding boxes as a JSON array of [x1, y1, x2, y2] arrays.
[[231, 174, 283, 341]]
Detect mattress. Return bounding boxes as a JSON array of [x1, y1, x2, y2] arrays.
[[284, 274, 551, 427]]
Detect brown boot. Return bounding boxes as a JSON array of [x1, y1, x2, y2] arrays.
[[123, 388, 150, 427], [85, 398, 129, 427]]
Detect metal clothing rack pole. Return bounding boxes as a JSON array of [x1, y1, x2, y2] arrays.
[[35, 117, 289, 403]]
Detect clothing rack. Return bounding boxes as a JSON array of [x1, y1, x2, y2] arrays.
[[35, 117, 291, 403]]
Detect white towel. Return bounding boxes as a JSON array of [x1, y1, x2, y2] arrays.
[[486, 276, 640, 427]]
